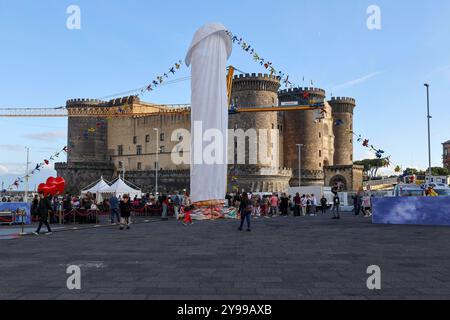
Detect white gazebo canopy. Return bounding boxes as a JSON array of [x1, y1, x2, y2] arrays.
[[99, 177, 142, 199], [81, 177, 111, 203], [81, 177, 110, 195]]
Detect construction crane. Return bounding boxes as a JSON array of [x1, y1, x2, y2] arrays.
[[0, 103, 324, 118], [0, 66, 325, 118]]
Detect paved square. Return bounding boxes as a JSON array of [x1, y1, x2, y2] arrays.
[[1, 214, 450, 300]]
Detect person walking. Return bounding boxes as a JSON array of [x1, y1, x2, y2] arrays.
[[238, 192, 252, 232], [33, 191, 53, 235], [362, 195, 372, 217], [320, 195, 327, 214], [332, 192, 341, 220], [109, 194, 120, 224], [119, 194, 132, 230]]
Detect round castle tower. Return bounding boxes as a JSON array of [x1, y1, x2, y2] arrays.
[[278, 87, 326, 186], [328, 97, 356, 166], [228, 73, 291, 192], [230, 73, 281, 168]]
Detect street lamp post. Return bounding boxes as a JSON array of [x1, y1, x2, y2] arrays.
[[296, 144, 304, 187], [424, 83, 432, 183], [154, 128, 159, 194], [25, 147, 30, 203]]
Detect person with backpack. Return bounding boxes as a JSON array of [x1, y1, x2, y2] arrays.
[[33, 191, 53, 235], [238, 192, 252, 232]]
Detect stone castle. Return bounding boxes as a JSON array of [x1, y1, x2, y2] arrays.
[[56, 73, 363, 194]]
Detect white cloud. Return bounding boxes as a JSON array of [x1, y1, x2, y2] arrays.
[[332, 71, 383, 92], [22, 131, 66, 141], [0, 164, 8, 174]]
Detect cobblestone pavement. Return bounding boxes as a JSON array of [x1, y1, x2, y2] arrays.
[[1, 213, 450, 300]]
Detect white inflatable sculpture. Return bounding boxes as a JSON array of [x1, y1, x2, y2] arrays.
[[185, 23, 232, 204]]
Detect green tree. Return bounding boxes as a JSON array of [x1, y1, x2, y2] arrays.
[[354, 158, 389, 179], [430, 167, 450, 176]]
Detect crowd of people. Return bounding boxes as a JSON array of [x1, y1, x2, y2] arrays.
[[226, 192, 335, 218], [24, 186, 378, 235]]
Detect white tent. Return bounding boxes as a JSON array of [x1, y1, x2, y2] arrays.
[[81, 177, 110, 195], [99, 177, 142, 199], [81, 177, 111, 203]]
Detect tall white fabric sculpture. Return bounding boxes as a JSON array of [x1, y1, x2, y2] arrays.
[[185, 23, 232, 203]]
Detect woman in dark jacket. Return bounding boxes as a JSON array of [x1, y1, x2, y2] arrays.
[[238, 192, 252, 232], [119, 194, 132, 230], [33, 191, 53, 235]]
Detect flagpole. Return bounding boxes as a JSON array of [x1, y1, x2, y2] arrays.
[[25, 147, 30, 203]]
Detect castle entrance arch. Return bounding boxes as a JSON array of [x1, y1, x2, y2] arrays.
[[329, 174, 348, 191]]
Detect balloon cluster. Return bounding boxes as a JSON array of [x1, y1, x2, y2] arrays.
[[37, 177, 66, 196]]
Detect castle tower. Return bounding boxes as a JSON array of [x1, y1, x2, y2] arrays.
[[55, 98, 122, 193], [230, 73, 281, 168], [328, 97, 356, 166], [66, 98, 108, 164], [228, 73, 291, 192], [279, 87, 326, 186]]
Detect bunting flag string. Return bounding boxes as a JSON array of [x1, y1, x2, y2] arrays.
[[345, 129, 393, 168], [137, 60, 185, 97], [6, 146, 68, 191], [225, 30, 312, 90]]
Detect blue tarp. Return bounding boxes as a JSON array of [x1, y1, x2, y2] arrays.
[[0, 202, 31, 224], [372, 196, 450, 226]]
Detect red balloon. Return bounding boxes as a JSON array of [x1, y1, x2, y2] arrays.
[[37, 183, 46, 193], [46, 177, 56, 186], [41, 184, 51, 195], [54, 177, 65, 193], [47, 184, 57, 196]]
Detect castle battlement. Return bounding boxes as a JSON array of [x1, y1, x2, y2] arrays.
[[107, 95, 139, 106], [278, 87, 326, 97], [328, 97, 356, 114], [234, 73, 279, 80], [232, 73, 280, 93], [66, 98, 106, 107], [329, 97, 356, 105]]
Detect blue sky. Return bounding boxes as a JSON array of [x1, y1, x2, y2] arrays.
[[0, 0, 449, 189]]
